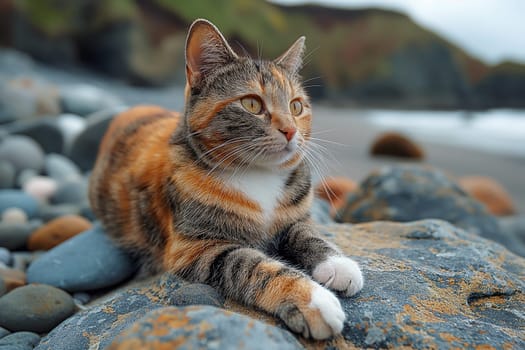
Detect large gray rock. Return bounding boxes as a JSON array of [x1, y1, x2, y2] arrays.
[[0, 284, 76, 333], [108, 306, 303, 350], [26, 224, 137, 292], [35, 220, 525, 349], [336, 165, 525, 256]]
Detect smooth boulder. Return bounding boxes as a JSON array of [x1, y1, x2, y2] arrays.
[[26, 224, 137, 292], [0, 284, 76, 333]]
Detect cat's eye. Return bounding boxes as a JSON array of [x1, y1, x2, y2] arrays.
[[241, 96, 263, 114], [290, 99, 303, 116]]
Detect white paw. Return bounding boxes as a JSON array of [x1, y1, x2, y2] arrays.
[[308, 284, 345, 339], [313, 256, 364, 296]]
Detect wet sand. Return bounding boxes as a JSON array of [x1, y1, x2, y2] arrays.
[[311, 106, 525, 214]]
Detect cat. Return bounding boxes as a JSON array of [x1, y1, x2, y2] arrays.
[[89, 18, 363, 340]]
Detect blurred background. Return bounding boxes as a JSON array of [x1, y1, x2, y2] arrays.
[[1, 0, 524, 213]]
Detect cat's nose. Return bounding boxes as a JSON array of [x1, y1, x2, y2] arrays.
[[279, 127, 297, 142]]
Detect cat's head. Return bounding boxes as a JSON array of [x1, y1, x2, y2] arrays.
[[183, 19, 311, 171]]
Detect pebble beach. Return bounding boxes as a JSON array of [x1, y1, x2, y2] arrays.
[[0, 49, 524, 349]]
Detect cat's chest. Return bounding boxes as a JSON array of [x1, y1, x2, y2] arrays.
[[219, 170, 287, 222]]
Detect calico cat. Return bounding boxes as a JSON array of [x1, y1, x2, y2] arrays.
[[89, 19, 363, 340]]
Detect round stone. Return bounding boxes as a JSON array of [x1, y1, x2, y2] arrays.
[[28, 215, 92, 251], [26, 224, 136, 292], [168, 283, 224, 307], [0, 284, 76, 333], [22, 176, 58, 202], [0, 160, 15, 189], [60, 84, 124, 117], [8, 119, 64, 154], [0, 190, 39, 219], [0, 135, 45, 174], [38, 203, 82, 222], [1, 207, 28, 224], [0, 331, 40, 350], [44, 153, 82, 182], [50, 179, 88, 205], [16, 169, 38, 188], [0, 220, 42, 250]]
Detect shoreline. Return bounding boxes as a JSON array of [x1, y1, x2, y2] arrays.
[[312, 106, 525, 214]]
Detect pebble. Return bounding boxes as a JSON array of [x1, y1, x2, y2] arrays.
[[0, 220, 42, 250], [0, 135, 45, 174], [28, 215, 92, 251], [60, 84, 124, 117], [107, 306, 303, 350], [1, 207, 28, 224], [22, 176, 58, 202], [0, 160, 15, 189], [0, 248, 11, 266], [44, 153, 82, 182], [50, 179, 88, 205], [8, 118, 64, 154], [26, 224, 137, 292], [0, 190, 39, 219], [0, 284, 76, 333], [0, 267, 26, 292], [168, 283, 224, 307], [16, 169, 38, 188], [38, 203, 82, 222], [0, 331, 40, 350], [56, 114, 87, 154], [68, 106, 126, 171]]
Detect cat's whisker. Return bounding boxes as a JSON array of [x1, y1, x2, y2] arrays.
[[299, 145, 339, 209], [195, 136, 255, 165]]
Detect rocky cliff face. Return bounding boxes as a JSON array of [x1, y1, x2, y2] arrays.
[[3, 0, 525, 109]]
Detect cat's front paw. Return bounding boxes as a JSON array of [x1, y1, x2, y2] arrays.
[[278, 283, 345, 340], [313, 256, 364, 296]]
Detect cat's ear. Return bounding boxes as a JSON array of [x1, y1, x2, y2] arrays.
[[185, 19, 238, 86], [274, 36, 305, 75]]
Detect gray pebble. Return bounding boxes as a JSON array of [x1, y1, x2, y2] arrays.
[[50, 179, 88, 205], [0, 161, 15, 189], [26, 224, 137, 292], [60, 84, 124, 117], [38, 203, 81, 222], [0, 220, 42, 250], [44, 153, 81, 183], [16, 169, 38, 188], [0, 190, 39, 219], [168, 283, 224, 308], [0, 331, 40, 350], [0, 135, 45, 174], [0, 284, 76, 333], [8, 119, 64, 155]]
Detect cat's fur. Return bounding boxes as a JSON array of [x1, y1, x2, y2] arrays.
[[89, 19, 363, 339]]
